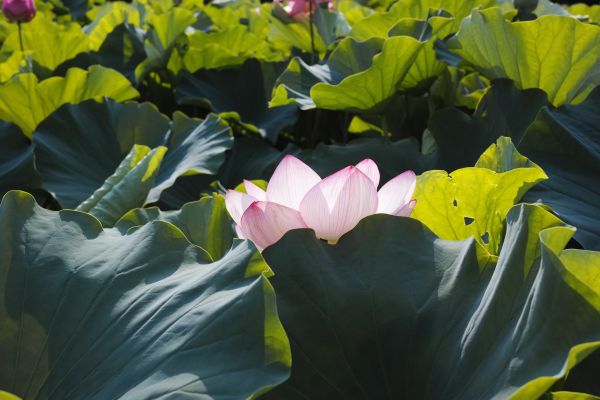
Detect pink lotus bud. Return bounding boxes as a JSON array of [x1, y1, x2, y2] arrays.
[[278, 0, 333, 18], [225, 155, 417, 250], [2, 0, 36, 22]]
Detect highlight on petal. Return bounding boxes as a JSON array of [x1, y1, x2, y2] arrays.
[[240, 201, 307, 250], [377, 170, 417, 216], [266, 155, 321, 209], [299, 166, 378, 241], [395, 199, 416, 217], [244, 180, 267, 201], [225, 189, 258, 225], [355, 158, 380, 189]]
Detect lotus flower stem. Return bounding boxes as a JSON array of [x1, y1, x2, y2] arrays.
[[17, 22, 31, 72], [308, 0, 315, 64], [17, 21, 24, 52]]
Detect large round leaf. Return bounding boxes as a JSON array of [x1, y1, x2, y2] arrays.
[[262, 204, 600, 399], [0, 191, 290, 399]]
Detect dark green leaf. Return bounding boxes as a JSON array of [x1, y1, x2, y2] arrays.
[[0, 191, 290, 399], [262, 204, 600, 399]]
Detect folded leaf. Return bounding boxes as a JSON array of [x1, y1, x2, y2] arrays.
[[115, 194, 235, 260], [76, 144, 167, 226]]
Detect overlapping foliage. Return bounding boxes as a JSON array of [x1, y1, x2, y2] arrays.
[[1, 0, 600, 398]]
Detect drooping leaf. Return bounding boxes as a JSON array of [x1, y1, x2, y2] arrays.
[[0, 191, 290, 399], [76, 145, 167, 226], [520, 86, 600, 250], [33, 99, 232, 208], [262, 203, 600, 399], [115, 194, 235, 260], [176, 59, 297, 141], [429, 79, 548, 171], [147, 112, 233, 202], [0, 66, 139, 137], [448, 8, 600, 106], [412, 137, 547, 255], [0, 121, 39, 197], [271, 35, 424, 113]]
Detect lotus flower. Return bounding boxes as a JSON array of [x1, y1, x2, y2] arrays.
[[278, 0, 333, 18], [2, 0, 36, 22], [225, 155, 416, 250]]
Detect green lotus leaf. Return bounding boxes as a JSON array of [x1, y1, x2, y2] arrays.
[[0, 66, 139, 138], [349, 0, 496, 40], [0, 51, 23, 84], [0, 391, 20, 400], [33, 99, 232, 208], [76, 144, 167, 226], [83, 2, 142, 50], [271, 35, 424, 112], [261, 203, 600, 399], [135, 7, 196, 81], [549, 393, 600, 400], [0, 121, 39, 197], [0, 191, 290, 399], [448, 8, 600, 106], [568, 4, 600, 24], [176, 59, 297, 141], [520, 87, 600, 250], [429, 79, 548, 171], [267, 6, 327, 56], [115, 194, 235, 260], [149, 111, 233, 202], [1, 14, 90, 72], [178, 25, 284, 72], [413, 137, 547, 256], [300, 136, 435, 182]]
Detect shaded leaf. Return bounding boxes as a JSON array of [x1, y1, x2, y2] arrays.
[[176, 59, 297, 141], [262, 203, 600, 399], [0, 191, 290, 399], [520, 87, 600, 250]]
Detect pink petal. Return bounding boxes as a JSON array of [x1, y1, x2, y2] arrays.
[[244, 180, 266, 201], [299, 166, 378, 241], [240, 201, 307, 250], [266, 155, 321, 210], [355, 159, 380, 189], [377, 170, 417, 215], [225, 189, 258, 225], [395, 199, 416, 217], [235, 224, 247, 239], [288, 0, 308, 16]]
